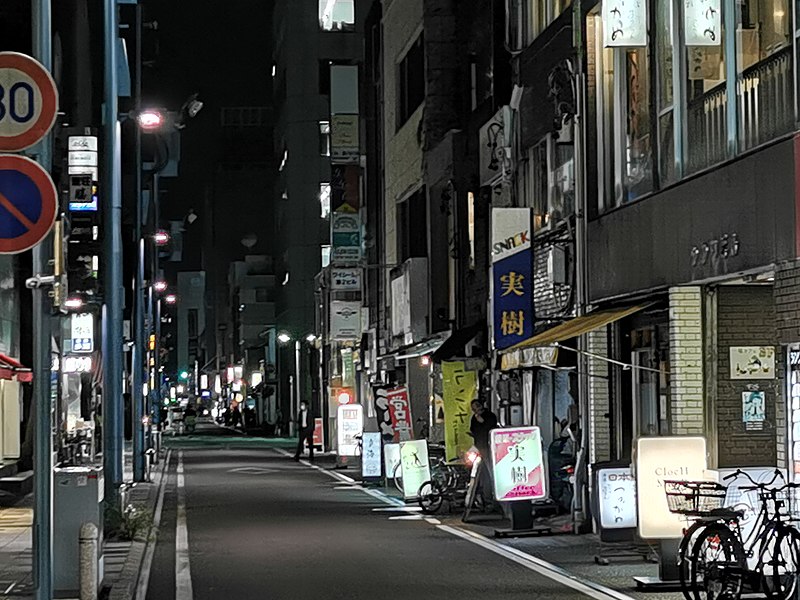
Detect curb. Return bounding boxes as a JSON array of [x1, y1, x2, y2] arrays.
[[107, 451, 171, 600]]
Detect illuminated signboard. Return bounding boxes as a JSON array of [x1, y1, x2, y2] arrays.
[[384, 443, 401, 479], [597, 466, 637, 530], [602, 0, 647, 47], [63, 356, 92, 374], [361, 432, 382, 478], [70, 313, 94, 353], [684, 0, 721, 46], [635, 436, 707, 539], [399, 439, 430, 499], [337, 403, 363, 457], [490, 426, 547, 502]]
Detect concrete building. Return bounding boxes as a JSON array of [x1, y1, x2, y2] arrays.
[[271, 0, 370, 423]]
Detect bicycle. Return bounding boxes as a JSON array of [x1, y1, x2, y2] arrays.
[[669, 469, 800, 600], [416, 455, 473, 514]]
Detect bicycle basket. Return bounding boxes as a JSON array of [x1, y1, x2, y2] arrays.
[[664, 480, 728, 516]]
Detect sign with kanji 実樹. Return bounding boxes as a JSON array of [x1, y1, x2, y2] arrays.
[[441, 361, 477, 461], [491, 208, 534, 350]]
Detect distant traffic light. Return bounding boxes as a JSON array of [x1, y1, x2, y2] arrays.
[[179, 370, 189, 380]]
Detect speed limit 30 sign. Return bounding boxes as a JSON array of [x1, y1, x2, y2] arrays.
[[0, 52, 58, 152]]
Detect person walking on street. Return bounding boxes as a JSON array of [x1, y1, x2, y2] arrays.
[[293, 401, 315, 461]]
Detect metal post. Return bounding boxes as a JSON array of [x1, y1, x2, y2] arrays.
[[132, 1, 145, 482], [103, 0, 124, 503], [154, 296, 162, 417], [31, 2, 53, 598], [294, 340, 301, 418]]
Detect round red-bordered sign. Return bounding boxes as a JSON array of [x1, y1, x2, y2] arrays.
[[0, 52, 59, 152], [0, 154, 57, 254]]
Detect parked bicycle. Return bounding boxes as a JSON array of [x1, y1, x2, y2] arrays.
[[667, 469, 800, 600], [417, 449, 483, 515]]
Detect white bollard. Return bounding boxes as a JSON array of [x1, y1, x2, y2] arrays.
[[79, 522, 98, 600]]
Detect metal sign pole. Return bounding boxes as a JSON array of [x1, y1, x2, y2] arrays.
[[31, 2, 54, 598], [103, 0, 124, 504]]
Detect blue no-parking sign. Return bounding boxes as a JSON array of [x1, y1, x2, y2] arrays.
[[0, 154, 57, 254]]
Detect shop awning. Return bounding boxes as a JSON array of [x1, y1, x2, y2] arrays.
[[505, 305, 651, 352], [378, 332, 451, 362], [431, 322, 483, 362], [0, 353, 33, 382]]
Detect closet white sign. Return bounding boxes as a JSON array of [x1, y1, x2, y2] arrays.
[[685, 0, 721, 46]]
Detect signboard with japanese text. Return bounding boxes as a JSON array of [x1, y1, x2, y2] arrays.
[[330, 301, 361, 340], [70, 313, 94, 353], [361, 432, 383, 478], [742, 391, 766, 431], [331, 212, 362, 263], [399, 439, 430, 499], [441, 361, 477, 461], [598, 466, 637, 529], [490, 427, 547, 502], [491, 208, 534, 350], [374, 385, 413, 442], [685, 0, 721, 46], [341, 348, 355, 387], [730, 346, 775, 379], [312, 417, 324, 450], [331, 267, 362, 291], [337, 403, 363, 457], [602, 0, 647, 47], [635, 436, 708, 539], [331, 114, 359, 164]]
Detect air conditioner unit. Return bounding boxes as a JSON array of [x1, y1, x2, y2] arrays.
[[545, 245, 567, 286]]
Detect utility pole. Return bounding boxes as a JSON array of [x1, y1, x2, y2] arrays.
[[103, 0, 124, 503], [31, 3, 54, 597], [132, 2, 146, 482]]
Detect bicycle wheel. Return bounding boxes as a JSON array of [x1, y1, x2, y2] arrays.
[[418, 480, 444, 514], [763, 527, 800, 600], [689, 523, 746, 600], [681, 521, 716, 600], [392, 462, 404, 494]]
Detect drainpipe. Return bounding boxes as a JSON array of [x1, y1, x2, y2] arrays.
[[572, 0, 591, 533]]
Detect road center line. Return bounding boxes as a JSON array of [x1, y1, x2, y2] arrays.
[[176, 451, 194, 600], [135, 449, 172, 600]]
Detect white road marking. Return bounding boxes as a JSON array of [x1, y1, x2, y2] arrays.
[[176, 451, 194, 600], [388, 515, 425, 521], [135, 449, 172, 600], [437, 525, 637, 600], [284, 447, 637, 600], [371, 506, 422, 512]]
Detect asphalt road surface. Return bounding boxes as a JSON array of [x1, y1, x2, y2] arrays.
[[144, 427, 627, 600]]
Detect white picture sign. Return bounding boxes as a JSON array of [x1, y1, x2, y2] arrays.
[[399, 439, 430, 499], [636, 436, 708, 539], [337, 403, 363, 457], [730, 346, 775, 380], [684, 0, 721, 46], [602, 0, 648, 47], [597, 466, 637, 529], [361, 432, 382, 478], [384, 443, 401, 479]]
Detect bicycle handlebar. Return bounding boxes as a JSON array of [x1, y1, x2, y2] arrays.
[[723, 468, 784, 487]]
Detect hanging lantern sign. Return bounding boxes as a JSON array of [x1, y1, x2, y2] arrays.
[[685, 0, 721, 45], [602, 0, 647, 47]]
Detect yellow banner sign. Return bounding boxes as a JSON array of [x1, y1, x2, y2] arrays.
[[441, 361, 477, 461]]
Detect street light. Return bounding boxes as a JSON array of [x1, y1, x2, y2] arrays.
[[305, 333, 317, 343], [136, 108, 165, 131], [164, 294, 177, 305], [64, 297, 84, 310], [154, 230, 170, 245], [153, 280, 168, 293], [277, 332, 292, 344]]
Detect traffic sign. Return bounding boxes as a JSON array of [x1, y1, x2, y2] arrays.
[[0, 154, 57, 254], [0, 52, 58, 152]]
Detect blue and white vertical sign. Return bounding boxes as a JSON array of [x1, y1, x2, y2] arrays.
[[491, 208, 534, 350]]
